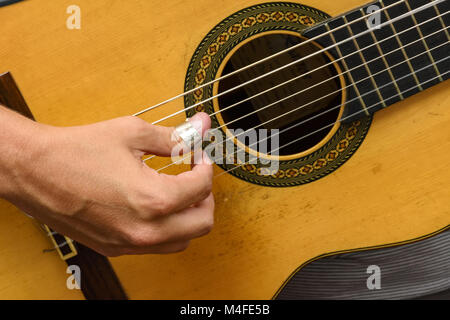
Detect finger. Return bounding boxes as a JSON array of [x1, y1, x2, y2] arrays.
[[152, 193, 215, 242], [134, 112, 211, 157], [104, 194, 214, 256], [152, 153, 213, 213]]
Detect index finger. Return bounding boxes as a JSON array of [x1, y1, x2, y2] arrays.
[[150, 153, 214, 214]]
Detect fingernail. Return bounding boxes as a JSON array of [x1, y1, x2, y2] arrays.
[[189, 117, 204, 135], [203, 152, 214, 165]]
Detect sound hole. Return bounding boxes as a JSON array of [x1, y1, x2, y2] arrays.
[[217, 33, 342, 156]]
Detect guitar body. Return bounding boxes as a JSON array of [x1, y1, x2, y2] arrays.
[[0, 0, 448, 299]]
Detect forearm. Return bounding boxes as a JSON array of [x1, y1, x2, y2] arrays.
[[0, 106, 214, 256], [0, 105, 40, 199]]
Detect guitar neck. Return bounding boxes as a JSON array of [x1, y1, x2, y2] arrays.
[[303, 0, 449, 122]]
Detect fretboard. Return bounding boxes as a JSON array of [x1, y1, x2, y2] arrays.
[[303, 0, 449, 122]]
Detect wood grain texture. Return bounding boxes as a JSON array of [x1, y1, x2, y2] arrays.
[[0, 200, 83, 299], [0, 0, 448, 299]]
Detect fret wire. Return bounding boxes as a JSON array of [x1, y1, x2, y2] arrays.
[[138, 0, 444, 124], [215, 67, 448, 178], [157, 39, 448, 172], [57, 241, 68, 249], [343, 15, 387, 108], [145, 13, 449, 164], [217, 51, 449, 172], [325, 23, 370, 115], [56, 239, 73, 249], [361, 7, 405, 100], [404, 0, 443, 81], [380, 0, 423, 90], [433, 2, 450, 40], [132, 0, 414, 118]]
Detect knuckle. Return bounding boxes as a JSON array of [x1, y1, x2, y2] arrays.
[[151, 195, 177, 216], [126, 232, 145, 247], [123, 228, 159, 248], [199, 215, 214, 236], [164, 126, 177, 149], [119, 116, 147, 134], [132, 195, 156, 219], [131, 191, 176, 218]]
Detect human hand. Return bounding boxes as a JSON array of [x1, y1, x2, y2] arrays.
[[0, 107, 214, 256]]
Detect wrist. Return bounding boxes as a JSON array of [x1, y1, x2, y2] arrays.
[[0, 106, 45, 199]]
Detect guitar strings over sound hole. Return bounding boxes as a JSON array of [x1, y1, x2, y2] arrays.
[[217, 33, 343, 156]]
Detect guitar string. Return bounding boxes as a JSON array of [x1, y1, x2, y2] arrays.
[[156, 40, 448, 172], [49, 69, 447, 252], [157, 39, 449, 172], [51, 63, 450, 249], [132, 0, 409, 117], [215, 67, 449, 178], [144, 11, 448, 163], [158, 52, 448, 173], [154, 37, 448, 171], [134, 0, 443, 125], [44, 1, 446, 251], [143, 0, 441, 123], [52, 57, 448, 251]]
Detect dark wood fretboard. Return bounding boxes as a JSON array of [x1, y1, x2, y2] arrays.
[[303, 0, 449, 122]]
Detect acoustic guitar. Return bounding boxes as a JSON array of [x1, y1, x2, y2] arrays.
[[0, 0, 448, 299]]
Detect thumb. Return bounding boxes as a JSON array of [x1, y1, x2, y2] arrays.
[[134, 112, 211, 157]]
